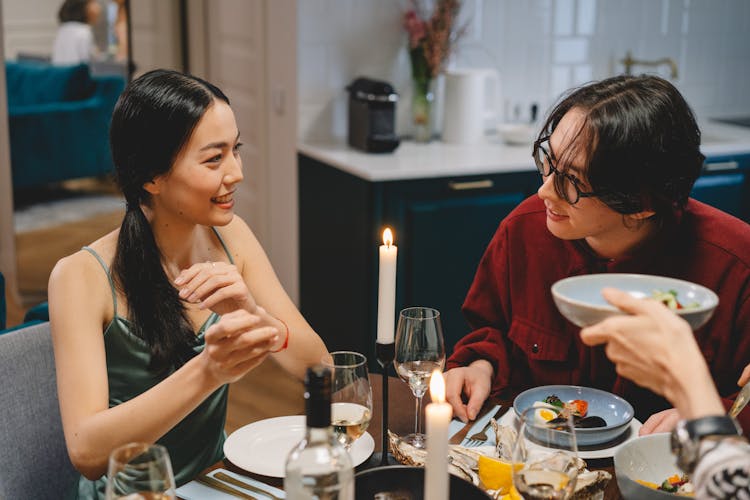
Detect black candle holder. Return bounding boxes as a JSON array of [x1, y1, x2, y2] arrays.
[[375, 341, 395, 466]]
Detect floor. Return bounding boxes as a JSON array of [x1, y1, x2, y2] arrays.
[[6, 179, 303, 434]]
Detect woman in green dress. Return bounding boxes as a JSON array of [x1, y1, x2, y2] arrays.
[[48, 69, 329, 498]]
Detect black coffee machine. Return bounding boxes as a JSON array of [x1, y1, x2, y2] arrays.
[[346, 77, 400, 153]]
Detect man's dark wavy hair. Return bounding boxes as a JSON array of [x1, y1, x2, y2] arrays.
[[537, 75, 705, 221]]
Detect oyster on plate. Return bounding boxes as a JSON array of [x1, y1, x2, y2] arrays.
[[388, 418, 611, 499]]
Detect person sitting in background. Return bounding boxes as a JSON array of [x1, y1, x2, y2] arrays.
[[581, 288, 750, 499], [443, 74, 750, 437], [52, 0, 101, 65], [48, 69, 329, 499]]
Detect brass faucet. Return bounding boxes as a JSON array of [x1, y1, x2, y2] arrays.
[[620, 51, 678, 79]]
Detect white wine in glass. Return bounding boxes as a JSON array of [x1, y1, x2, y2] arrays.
[[105, 443, 176, 500], [512, 407, 579, 500], [394, 307, 446, 449], [323, 351, 373, 450]]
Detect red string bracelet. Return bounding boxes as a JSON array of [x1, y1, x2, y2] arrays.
[[271, 319, 289, 353]]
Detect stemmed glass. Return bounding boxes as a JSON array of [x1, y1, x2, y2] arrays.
[[105, 442, 176, 499], [512, 408, 579, 500], [323, 351, 373, 450], [393, 306, 446, 449]]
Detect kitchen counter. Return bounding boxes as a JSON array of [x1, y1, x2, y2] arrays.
[[299, 120, 750, 182]]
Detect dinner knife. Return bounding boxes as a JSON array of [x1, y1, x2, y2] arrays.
[[214, 471, 283, 500], [195, 474, 258, 499], [729, 382, 750, 418]]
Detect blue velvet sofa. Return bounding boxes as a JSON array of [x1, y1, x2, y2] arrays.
[[5, 61, 126, 189]]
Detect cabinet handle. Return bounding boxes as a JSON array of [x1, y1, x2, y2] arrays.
[[704, 160, 740, 172], [448, 179, 495, 191]]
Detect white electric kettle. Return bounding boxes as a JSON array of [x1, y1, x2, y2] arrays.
[[442, 68, 501, 145]]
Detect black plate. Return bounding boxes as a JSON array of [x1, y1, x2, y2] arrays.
[[355, 465, 490, 499]]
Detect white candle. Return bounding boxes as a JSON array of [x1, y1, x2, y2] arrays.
[[425, 370, 452, 500], [377, 228, 397, 344]]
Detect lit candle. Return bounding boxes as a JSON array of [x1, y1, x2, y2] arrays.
[[377, 228, 397, 344], [425, 369, 452, 500]]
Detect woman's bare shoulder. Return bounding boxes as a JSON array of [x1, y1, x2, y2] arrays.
[[49, 229, 119, 289], [213, 215, 262, 260]]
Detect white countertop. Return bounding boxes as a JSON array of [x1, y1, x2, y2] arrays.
[[299, 120, 750, 182]]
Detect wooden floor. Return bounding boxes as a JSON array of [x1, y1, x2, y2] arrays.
[[6, 183, 303, 434]]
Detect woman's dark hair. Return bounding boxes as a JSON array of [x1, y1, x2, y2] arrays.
[[109, 69, 229, 374], [537, 75, 705, 220], [58, 0, 92, 23]]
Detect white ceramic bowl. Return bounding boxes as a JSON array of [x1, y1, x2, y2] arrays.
[[496, 122, 536, 145], [551, 273, 719, 330], [614, 433, 686, 500]]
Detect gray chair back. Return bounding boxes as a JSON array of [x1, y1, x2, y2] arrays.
[[0, 322, 79, 499]]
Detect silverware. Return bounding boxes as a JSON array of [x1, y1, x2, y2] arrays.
[[214, 471, 283, 500], [463, 406, 507, 447], [729, 382, 750, 418], [195, 474, 258, 499]]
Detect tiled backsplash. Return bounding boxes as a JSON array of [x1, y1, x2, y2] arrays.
[[298, 0, 750, 143]]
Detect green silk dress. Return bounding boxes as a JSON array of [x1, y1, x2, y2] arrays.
[[72, 229, 232, 499]]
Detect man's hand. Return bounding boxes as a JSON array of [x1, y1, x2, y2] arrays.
[[444, 360, 493, 422]]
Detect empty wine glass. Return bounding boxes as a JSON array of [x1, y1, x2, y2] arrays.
[[323, 351, 373, 450], [393, 306, 446, 449], [512, 408, 579, 500], [105, 443, 176, 500]]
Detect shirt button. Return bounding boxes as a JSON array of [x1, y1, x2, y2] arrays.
[[532, 343, 539, 353]]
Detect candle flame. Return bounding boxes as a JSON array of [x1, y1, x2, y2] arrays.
[[429, 369, 446, 404], [383, 228, 394, 247]]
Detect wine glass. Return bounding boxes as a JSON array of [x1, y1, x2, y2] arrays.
[[393, 306, 446, 449], [105, 442, 176, 500], [323, 351, 373, 450], [512, 408, 579, 500]]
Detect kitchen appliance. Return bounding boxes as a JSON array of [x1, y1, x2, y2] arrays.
[[442, 68, 501, 145], [347, 77, 400, 153]]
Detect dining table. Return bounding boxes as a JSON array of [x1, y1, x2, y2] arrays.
[[198, 375, 624, 499]]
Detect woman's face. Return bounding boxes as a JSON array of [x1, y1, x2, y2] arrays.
[[86, 0, 102, 24], [536, 108, 630, 243], [148, 99, 243, 227]]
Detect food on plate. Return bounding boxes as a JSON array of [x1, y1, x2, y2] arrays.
[[637, 473, 694, 496], [651, 289, 700, 310], [388, 418, 612, 499], [531, 395, 607, 428]]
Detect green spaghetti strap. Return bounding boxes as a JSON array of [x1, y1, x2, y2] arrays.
[[82, 246, 119, 318], [211, 227, 235, 264]]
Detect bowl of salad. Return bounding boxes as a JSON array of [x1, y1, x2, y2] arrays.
[[513, 385, 635, 446], [614, 433, 694, 498], [551, 273, 719, 330]]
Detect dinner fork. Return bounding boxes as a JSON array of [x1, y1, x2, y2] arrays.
[[464, 407, 506, 447]]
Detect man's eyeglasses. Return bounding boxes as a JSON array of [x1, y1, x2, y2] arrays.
[[533, 135, 599, 205]]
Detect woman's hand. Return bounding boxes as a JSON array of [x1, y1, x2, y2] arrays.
[[200, 308, 281, 385], [445, 360, 494, 422], [580, 287, 724, 421], [175, 261, 256, 316]]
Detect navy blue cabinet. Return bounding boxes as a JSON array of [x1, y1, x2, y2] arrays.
[[691, 153, 750, 221], [299, 153, 540, 363]]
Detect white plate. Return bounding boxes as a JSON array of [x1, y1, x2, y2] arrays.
[[224, 415, 375, 477], [497, 411, 643, 459]]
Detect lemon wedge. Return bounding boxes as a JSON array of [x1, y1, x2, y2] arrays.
[[477, 455, 522, 494]]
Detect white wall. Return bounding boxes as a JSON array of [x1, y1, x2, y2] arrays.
[[298, 0, 750, 142]]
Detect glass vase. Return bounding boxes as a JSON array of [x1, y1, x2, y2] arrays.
[[411, 76, 435, 143]]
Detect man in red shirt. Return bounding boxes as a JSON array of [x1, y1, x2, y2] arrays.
[[444, 75, 750, 435]]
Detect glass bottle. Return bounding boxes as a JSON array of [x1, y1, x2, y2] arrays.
[[284, 365, 355, 500]]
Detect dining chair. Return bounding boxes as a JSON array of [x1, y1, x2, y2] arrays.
[[0, 321, 79, 499]]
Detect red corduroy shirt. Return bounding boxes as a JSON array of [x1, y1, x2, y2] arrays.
[[447, 196, 750, 430]]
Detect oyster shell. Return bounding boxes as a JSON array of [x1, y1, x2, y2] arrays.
[[388, 419, 612, 498]]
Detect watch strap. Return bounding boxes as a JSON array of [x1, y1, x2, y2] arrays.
[[685, 415, 742, 440]]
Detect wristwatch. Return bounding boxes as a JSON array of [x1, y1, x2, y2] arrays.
[[671, 415, 742, 473]]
